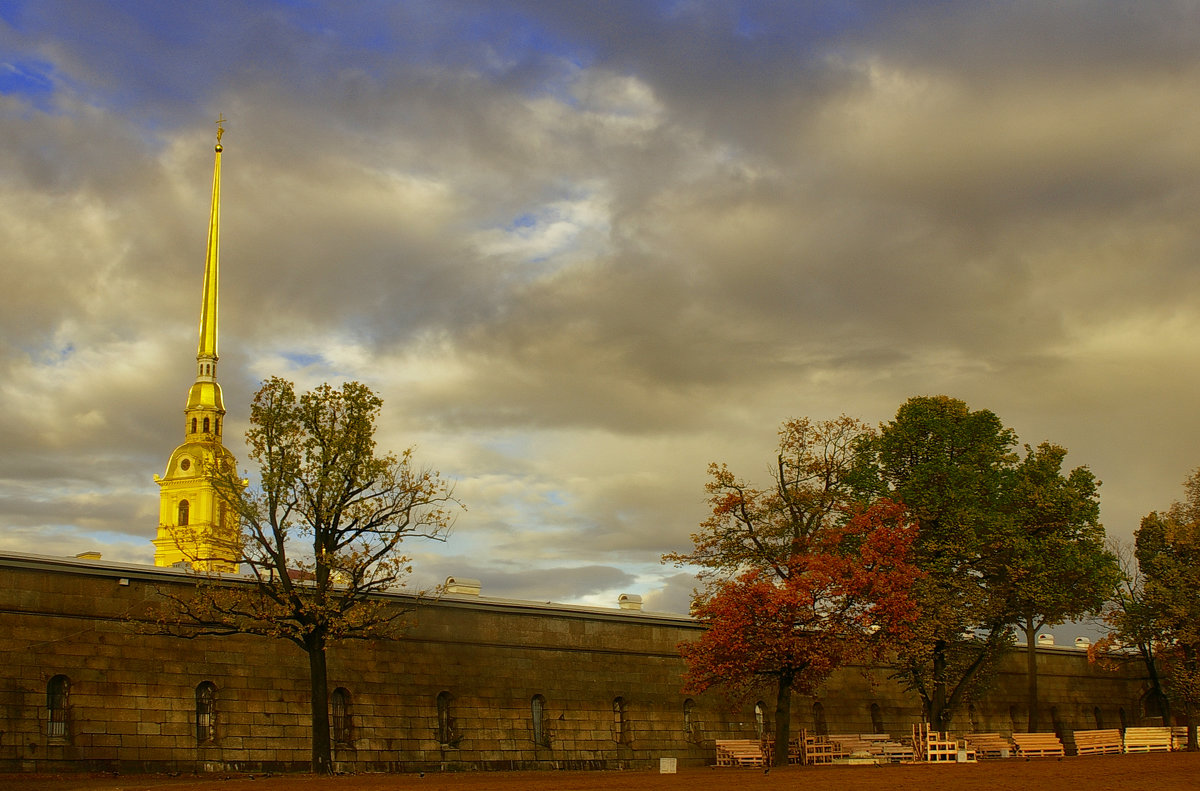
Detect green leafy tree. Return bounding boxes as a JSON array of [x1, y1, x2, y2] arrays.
[[157, 377, 461, 773], [1136, 474, 1200, 751], [997, 442, 1119, 731], [851, 395, 1017, 730], [1092, 539, 1171, 724]]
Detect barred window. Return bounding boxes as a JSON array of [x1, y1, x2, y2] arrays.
[[436, 691, 458, 747], [754, 701, 767, 739], [196, 681, 217, 743], [613, 697, 627, 744], [331, 687, 352, 746], [46, 675, 69, 740], [531, 694, 549, 747], [870, 702, 884, 734], [812, 701, 827, 737]]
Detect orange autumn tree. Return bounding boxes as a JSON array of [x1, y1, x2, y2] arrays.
[[681, 499, 921, 766]]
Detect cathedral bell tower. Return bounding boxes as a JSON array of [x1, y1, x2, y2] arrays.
[[153, 118, 240, 572]]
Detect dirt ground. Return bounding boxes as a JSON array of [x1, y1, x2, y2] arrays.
[[3, 753, 1198, 791]]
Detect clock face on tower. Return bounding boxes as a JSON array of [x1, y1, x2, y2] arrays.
[[180, 458, 192, 472]]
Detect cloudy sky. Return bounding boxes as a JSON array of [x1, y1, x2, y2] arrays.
[[3, 1, 1200, 619]]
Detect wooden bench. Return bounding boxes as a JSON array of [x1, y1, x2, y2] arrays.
[[715, 739, 765, 767], [1012, 732, 1065, 758], [1071, 729, 1123, 756], [962, 732, 1011, 759], [1123, 726, 1171, 753]]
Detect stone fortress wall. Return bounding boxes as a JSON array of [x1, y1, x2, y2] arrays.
[[0, 552, 1147, 773]]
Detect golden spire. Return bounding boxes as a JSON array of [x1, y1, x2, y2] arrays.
[[154, 117, 240, 572], [196, 115, 223, 365]]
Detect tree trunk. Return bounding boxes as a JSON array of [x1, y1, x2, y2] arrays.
[[773, 670, 794, 767], [307, 633, 333, 774], [931, 640, 949, 731], [1024, 618, 1039, 732]]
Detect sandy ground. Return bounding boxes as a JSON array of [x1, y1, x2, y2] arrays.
[[4, 752, 1199, 791]]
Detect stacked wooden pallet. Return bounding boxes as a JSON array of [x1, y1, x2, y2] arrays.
[[1071, 729, 1123, 756], [1123, 726, 1172, 753], [1012, 732, 1065, 758], [962, 732, 1012, 759], [1170, 726, 1190, 751], [715, 739, 766, 767], [913, 723, 974, 763], [802, 735, 843, 765], [880, 742, 916, 763], [760, 736, 803, 765]]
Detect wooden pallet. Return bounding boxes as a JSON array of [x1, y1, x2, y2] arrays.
[[1123, 726, 1171, 753], [913, 723, 974, 763], [1170, 726, 1190, 751], [1012, 732, 1065, 758], [715, 739, 766, 767], [1072, 728, 1123, 756], [962, 732, 1011, 759]]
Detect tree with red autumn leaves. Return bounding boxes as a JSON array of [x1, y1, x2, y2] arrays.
[[681, 499, 920, 765], [668, 416, 921, 765]]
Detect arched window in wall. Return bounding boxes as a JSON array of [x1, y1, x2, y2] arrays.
[[968, 703, 978, 731], [812, 701, 828, 737], [192, 418, 198, 434], [613, 697, 628, 744], [203, 417, 210, 433], [683, 698, 698, 741], [178, 500, 190, 527], [330, 687, 352, 746], [1093, 706, 1104, 729], [754, 701, 768, 740], [437, 691, 459, 747], [1118, 707, 1127, 731], [1009, 704, 1019, 733], [870, 702, 884, 734], [531, 694, 549, 747], [196, 681, 217, 743], [46, 675, 69, 740]]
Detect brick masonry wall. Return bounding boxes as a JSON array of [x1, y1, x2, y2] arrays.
[[0, 555, 1147, 773]]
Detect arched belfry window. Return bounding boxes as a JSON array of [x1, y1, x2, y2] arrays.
[[531, 694, 549, 747], [46, 675, 69, 740], [178, 500, 190, 527], [191, 417, 198, 434], [330, 687, 352, 746], [203, 417, 210, 433], [196, 681, 217, 743]]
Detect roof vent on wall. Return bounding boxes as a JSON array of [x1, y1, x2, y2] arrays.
[[444, 576, 481, 596], [618, 593, 643, 611], [1037, 633, 1055, 646], [1074, 636, 1091, 648]]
